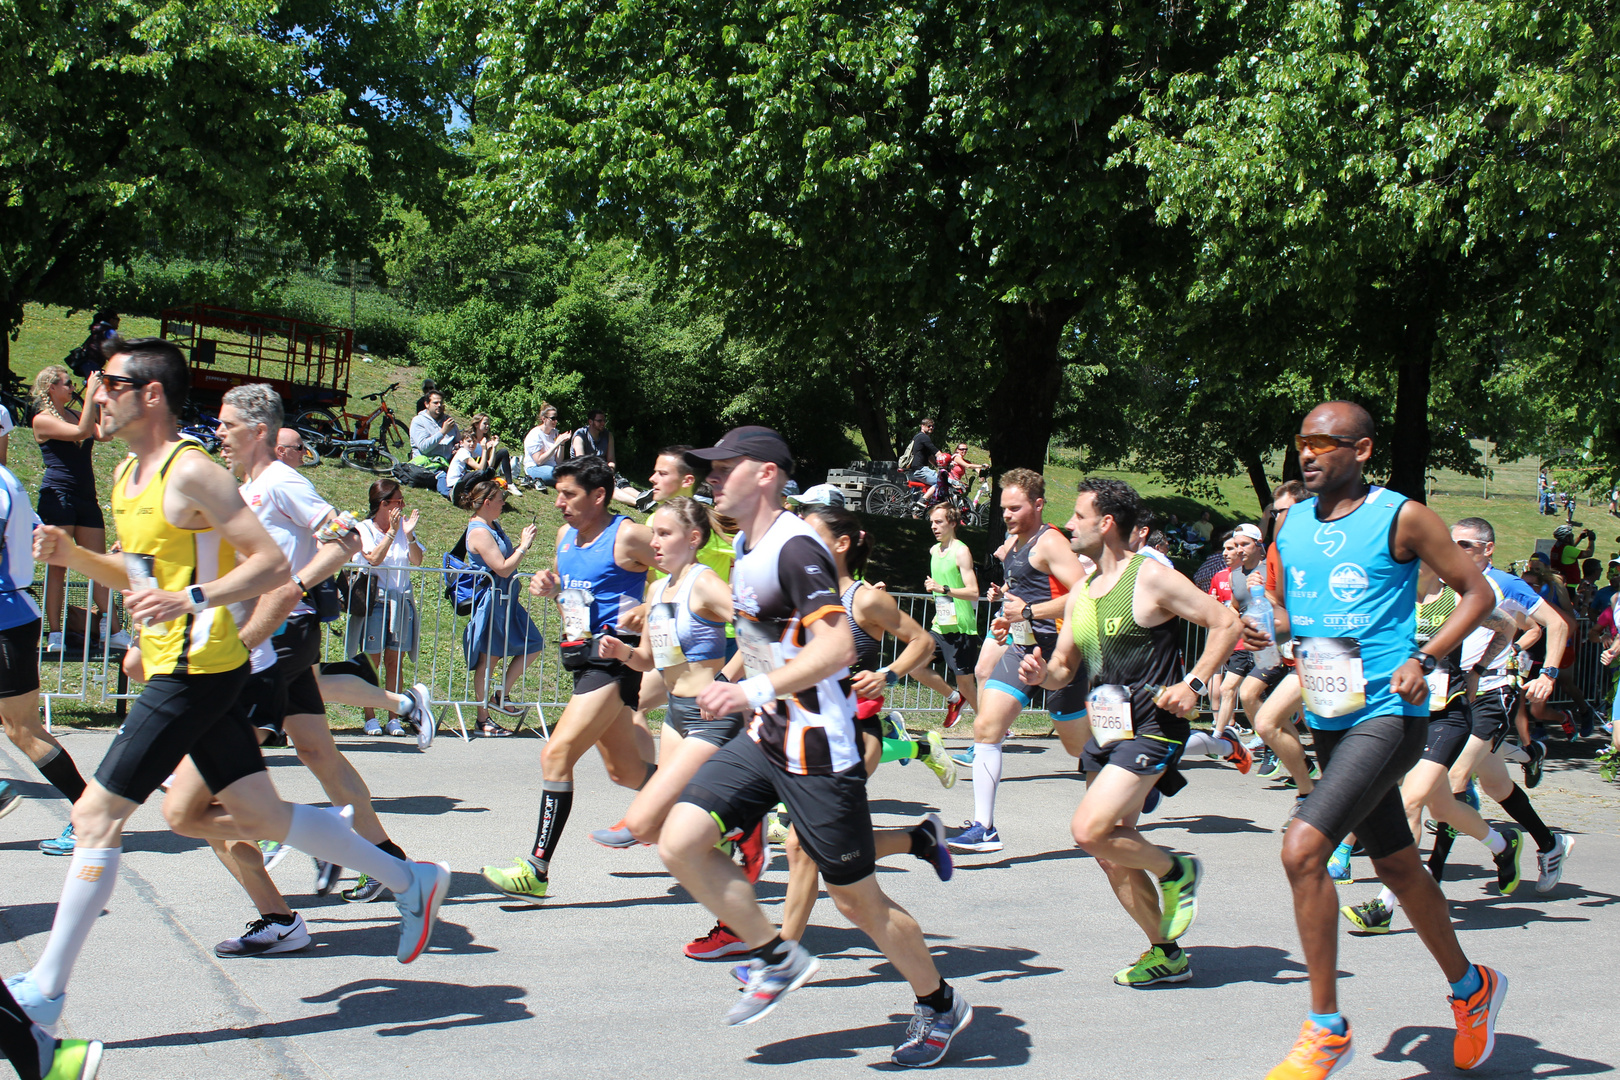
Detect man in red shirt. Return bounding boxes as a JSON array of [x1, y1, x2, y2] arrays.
[[1207, 524, 1264, 740]]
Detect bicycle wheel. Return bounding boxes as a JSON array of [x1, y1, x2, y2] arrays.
[[292, 408, 343, 457], [342, 444, 399, 475], [865, 483, 907, 517], [299, 442, 321, 468]]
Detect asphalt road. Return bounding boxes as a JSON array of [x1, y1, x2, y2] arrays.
[[2, 725, 1616, 1079]]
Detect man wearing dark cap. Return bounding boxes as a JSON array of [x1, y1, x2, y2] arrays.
[[657, 427, 973, 1067]]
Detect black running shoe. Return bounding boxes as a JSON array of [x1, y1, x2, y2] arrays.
[[314, 859, 343, 896], [1523, 741, 1545, 789]]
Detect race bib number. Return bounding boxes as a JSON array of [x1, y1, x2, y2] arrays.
[[1087, 685, 1134, 747], [648, 603, 686, 669], [1425, 669, 1450, 713], [735, 618, 786, 685], [559, 587, 595, 642], [1002, 603, 1035, 646], [934, 592, 956, 625], [1295, 637, 1367, 719]]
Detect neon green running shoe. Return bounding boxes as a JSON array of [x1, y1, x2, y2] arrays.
[[923, 731, 958, 789], [765, 811, 789, 846], [1158, 855, 1203, 941], [1341, 898, 1393, 934], [481, 858, 548, 903], [45, 1038, 103, 1080], [1113, 945, 1191, 987]]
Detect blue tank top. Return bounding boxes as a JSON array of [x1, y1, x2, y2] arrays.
[[557, 515, 646, 639], [1275, 485, 1422, 730], [648, 565, 726, 665]]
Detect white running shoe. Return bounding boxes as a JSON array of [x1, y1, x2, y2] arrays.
[[396, 861, 451, 964], [104, 630, 133, 650], [214, 913, 311, 957], [1535, 834, 1573, 894], [3, 971, 63, 1036], [410, 683, 434, 750], [45, 632, 64, 653], [258, 839, 292, 870]]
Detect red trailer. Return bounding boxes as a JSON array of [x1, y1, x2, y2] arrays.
[[160, 304, 351, 410]]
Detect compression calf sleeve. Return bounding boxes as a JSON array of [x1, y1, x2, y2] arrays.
[[880, 737, 920, 764], [31, 846, 120, 999], [1428, 826, 1457, 881], [284, 804, 412, 893], [1498, 785, 1556, 852], [34, 746, 85, 804], [972, 743, 1003, 828], [1183, 731, 1231, 757], [529, 781, 574, 875]]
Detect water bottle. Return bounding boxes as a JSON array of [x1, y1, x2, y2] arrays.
[[1229, 569, 1281, 669]]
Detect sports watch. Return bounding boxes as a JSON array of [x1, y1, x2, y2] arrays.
[[1413, 652, 1438, 676], [884, 668, 899, 686], [1184, 674, 1208, 696], [186, 584, 208, 613], [1541, 666, 1561, 681]]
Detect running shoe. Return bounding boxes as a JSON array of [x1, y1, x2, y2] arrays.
[[1327, 844, 1352, 884], [1158, 855, 1203, 941], [313, 859, 342, 896], [1451, 965, 1507, 1070], [946, 821, 1002, 854], [726, 943, 820, 1025], [343, 875, 388, 903], [1266, 1019, 1353, 1080], [1341, 898, 1393, 934], [481, 858, 547, 904], [590, 821, 643, 849], [884, 712, 911, 765], [1492, 830, 1524, 895], [384, 718, 406, 737], [1459, 777, 1480, 811], [922, 731, 957, 788], [410, 683, 434, 750], [215, 913, 311, 957], [1523, 740, 1545, 789], [891, 989, 973, 1067], [4, 971, 63, 1036], [1112, 945, 1191, 987], [1257, 749, 1283, 780], [943, 692, 966, 730], [1535, 833, 1573, 894], [1282, 795, 1306, 830], [912, 813, 953, 882], [1224, 736, 1253, 775], [951, 745, 975, 767], [1306, 755, 1321, 780], [395, 860, 451, 964], [45, 631, 63, 653], [738, 820, 770, 883], [43, 1038, 102, 1080], [258, 839, 291, 871], [363, 717, 384, 736], [40, 824, 75, 856], [686, 922, 750, 960], [1142, 787, 1162, 815], [765, 808, 789, 846], [0, 778, 20, 820]]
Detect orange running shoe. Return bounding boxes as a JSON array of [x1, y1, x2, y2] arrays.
[[1266, 1020, 1353, 1079], [1225, 735, 1253, 775], [1451, 965, 1508, 1069]]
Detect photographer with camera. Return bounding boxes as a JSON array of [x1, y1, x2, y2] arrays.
[[1551, 523, 1595, 592]]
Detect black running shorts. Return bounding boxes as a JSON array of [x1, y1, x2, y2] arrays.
[[1223, 650, 1256, 679], [239, 670, 288, 737], [1244, 662, 1294, 695], [681, 732, 875, 886], [1081, 711, 1189, 777], [36, 487, 105, 531], [1420, 697, 1472, 767], [571, 660, 640, 708], [664, 695, 745, 747], [1295, 714, 1426, 860], [273, 614, 326, 717], [94, 664, 265, 803], [0, 618, 40, 698], [930, 631, 982, 678], [1469, 684, 1514, 749]]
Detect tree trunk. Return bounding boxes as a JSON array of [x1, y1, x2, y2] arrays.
[[1242, 448, 1271, 516], [1386, 305, 1438, 502], [1281, 444, 1302, 485], [846, 352, 893, 461], [983, 297, 1081, 551]]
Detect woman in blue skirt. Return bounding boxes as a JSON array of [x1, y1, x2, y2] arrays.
[[460, 479, 544, 735]]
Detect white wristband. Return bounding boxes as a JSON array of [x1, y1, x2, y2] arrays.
[[741, 674, 776, 709]]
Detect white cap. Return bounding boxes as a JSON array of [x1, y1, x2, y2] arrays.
[[0, 404, 12, 437], [787, 483, 845, 509], [1234, 523, 1263, 542]]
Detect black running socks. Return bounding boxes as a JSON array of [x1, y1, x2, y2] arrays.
[[917, 982, 954, 1012], [530, 780, 575, 874], [379, 839, 407, 862], [755, 935, 791, 965], [264, 912, 297, 926], [35, 746, 85, 804], [640, 762, 658, 790], [1499, 784, 1555, 852], [1429, 824, 1457, 881]]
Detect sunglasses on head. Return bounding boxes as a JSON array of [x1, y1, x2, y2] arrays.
[[1294, 433, 1363, 453]]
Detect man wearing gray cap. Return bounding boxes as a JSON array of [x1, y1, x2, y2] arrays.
[[658, 426, 973, 1067]]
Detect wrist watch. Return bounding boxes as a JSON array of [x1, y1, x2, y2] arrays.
[[1185, 674, 1208, 696], [186, 584, 208, 613], [1413, 652, 1438, 676], [884, 668, 899, 686], [1542, 665, 1561, 680]]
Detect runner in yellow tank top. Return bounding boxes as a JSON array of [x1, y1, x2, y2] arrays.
[[9, 341, 452, 1045]]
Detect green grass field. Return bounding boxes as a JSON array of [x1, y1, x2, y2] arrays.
[[10, 302, 1602, 735]]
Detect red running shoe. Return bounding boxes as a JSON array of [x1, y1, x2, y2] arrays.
[[943, 692, 966, 730], [685, 921, 750, 960], [739, 820, 770, 883]]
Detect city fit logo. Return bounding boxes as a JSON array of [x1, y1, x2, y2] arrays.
[[75, 865, 103, 882]]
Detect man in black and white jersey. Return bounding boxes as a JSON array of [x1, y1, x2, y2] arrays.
[[658, 426, 972, 1068]]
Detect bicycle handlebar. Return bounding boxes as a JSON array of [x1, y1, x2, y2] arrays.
[[360, 382, 400, 402]]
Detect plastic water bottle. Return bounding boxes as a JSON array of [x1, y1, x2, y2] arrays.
[[1229, 569, 1281, 670]]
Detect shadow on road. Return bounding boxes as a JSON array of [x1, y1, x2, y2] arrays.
[[369, 794, 490, 815], [299, 912, 497, 958], [869, 798, 940, 816], [746, 1004, 1031, 1068], [1449, 895, 1591, 931], [800, 929, 1061, 988], [952, 848, 1092, 873], [105, 978, 532, 1047], [1373, 1026, 1614, 1077], [0, 901, 73, 944], [1139, 815, 1271, 835], [1177, 944, 1325, 988]]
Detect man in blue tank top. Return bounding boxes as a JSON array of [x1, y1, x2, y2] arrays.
[[1263, 401, 1506, 1078], [480, 455, 659, 904]]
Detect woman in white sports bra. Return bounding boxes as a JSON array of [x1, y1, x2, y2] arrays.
[[594, 497, 738, 847]]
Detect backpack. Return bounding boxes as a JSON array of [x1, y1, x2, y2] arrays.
[[65, 343, 103, 378], [392, 461, 440, 490], [441, 527, 488, 615], [898, 437, 918, 473]]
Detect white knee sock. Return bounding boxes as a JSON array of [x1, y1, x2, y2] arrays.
[[972, 743, 1003, 829], [1481, 828, 1508, 855], [1376, 885, 1398, 910], [32, 846, 121, 999], [283, 804, 412, 892], [1184, 731, 1231, 757]]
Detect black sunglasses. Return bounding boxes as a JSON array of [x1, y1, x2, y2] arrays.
[[99, 372, 150, 392]]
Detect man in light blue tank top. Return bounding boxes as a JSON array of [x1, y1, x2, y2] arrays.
[[1262, 401, 1506, 1077]]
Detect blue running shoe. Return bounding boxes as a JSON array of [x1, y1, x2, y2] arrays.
[[395, 860, 451, 964], [950, 746, 975, 767], [1142, 787, 1162, 815], [40, 824, 75, 856], [892, 989, 973, 1067], [4, 971, 64, 1036], [911, 813, 954, 882], [727, 943, 821, 1025], [946, 821, 1002, 854], [1327, 843, 1352, 884], [0, 779, 21, 820], [1459, 777, 1481, 812]]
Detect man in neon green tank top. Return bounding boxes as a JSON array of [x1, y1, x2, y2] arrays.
[[1019, 477, 1240, 989], [924, 502, 978, 728]]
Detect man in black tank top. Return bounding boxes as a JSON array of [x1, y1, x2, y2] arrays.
[[1021, 478, 1240, 988], [947, 468, 1088, 855]]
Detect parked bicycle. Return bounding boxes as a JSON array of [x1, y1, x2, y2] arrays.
[[177, 403, 223, 455], [291, 382, 405, 474], [0, 370, 36, 426], [865, 474, 984, 527]]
